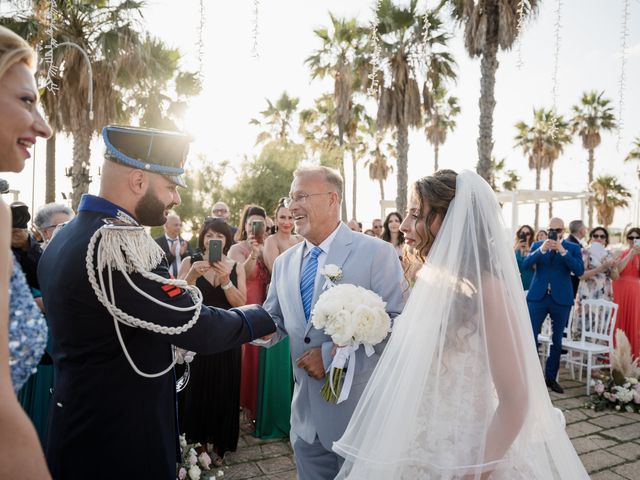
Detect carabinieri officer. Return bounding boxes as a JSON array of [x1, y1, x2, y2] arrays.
[[38, 125, 276, 479]]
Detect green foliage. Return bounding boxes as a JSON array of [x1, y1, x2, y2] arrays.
[[225, 142, 305, 225], [171, 155, 229, 237]]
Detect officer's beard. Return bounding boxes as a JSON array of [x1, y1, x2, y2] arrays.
[[135, 186, 172, 226]]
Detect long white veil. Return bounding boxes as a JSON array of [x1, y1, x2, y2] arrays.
[[333, 170, 588, 479]]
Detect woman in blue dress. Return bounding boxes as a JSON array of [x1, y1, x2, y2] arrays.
[[0, 25, 53, 478]]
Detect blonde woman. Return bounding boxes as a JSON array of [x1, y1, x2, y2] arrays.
[[0, 25, 52, 479]]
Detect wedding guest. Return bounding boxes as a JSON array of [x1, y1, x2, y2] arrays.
[[514, 224, 535, 291], [33, 203, 74, 243], [229, 205, 270, 421], [266, 216, 276, 236], [347, 218, 361, 232], [154, 213, 192, 277], [18, 204, 72, 446], [524, 218, 584, 393], [10, 202, 42, 290], [566, 220, 587, 298], [257, 198, 302, 439], [211, 200, 238, 239], [613, 227, 640, 357], [382, 211, 405, 259], [0, 25, 52, 479], [573, 227, 618, 339], [371, 218, 383, 238], [178, 218, 245, 463], [263, 198, 302, 272], [364, 229, 376, 237], [536, 229, 548, 242]]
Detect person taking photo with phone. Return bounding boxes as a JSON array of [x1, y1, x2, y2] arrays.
[[523, 217, 584, 394], [514, 224, 535, 291], [613, 227, 640, 358], [229, 205, 270, 422], [177, 217, 246, 465]]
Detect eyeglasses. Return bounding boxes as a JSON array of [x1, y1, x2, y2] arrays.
[[283, 192, 334, 208], [591, 234, 606, 240], [212, 209, 228, 215], [628, 235, 640, 240]]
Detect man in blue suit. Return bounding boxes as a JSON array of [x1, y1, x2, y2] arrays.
[[523, 217, 584, 393]]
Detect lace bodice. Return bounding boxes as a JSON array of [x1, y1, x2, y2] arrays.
[[8, 257, 47, 392]]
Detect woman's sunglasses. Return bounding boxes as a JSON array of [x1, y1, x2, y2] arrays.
[[591, 234, 606, 240], [628, 235, 640, 240]]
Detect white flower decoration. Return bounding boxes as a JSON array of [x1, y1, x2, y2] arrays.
[[320, 264, 343, 287]]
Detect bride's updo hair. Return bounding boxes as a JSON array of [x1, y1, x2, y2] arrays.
[[412, 169, 457, 260]]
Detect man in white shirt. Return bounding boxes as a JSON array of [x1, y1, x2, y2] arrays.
[[154, 214, 191, 276]]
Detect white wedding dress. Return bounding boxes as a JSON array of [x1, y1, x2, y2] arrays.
[[333, 170, 588, 479]]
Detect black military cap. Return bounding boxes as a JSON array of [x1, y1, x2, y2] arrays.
[[102, 125, 190, 188], [10, 202, 30, 229]]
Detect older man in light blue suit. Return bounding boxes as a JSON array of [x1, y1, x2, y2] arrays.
[[261, 165, 405, 480]]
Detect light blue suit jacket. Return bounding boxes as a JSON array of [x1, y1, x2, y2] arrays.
[[262, 223, 405, 449]]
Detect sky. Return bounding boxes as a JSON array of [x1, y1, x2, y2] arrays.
[[2, 0, 640, 232]]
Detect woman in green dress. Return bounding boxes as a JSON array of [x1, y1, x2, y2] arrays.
[[257, 199, 302, 438]]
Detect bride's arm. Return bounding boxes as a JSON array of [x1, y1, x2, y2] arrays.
[[477, 274, 529, 478]]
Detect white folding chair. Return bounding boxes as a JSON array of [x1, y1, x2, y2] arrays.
[[537, 308, 574, 365], [563, 299, 618, 395]]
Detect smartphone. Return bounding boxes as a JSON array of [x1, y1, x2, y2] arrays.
[[208, 239, 222, 263], [518, 232, 527, 243], [635, 239, 640, 247], [252, 220, 265, 243], [548, 230, 558, 241]]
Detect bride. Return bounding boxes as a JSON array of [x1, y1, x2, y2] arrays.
[[333, 170, 588, 479]]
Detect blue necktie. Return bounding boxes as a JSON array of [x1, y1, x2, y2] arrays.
[[300, 246, 322, 321]]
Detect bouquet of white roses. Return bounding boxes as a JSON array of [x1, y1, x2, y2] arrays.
[[311, 283, 391, 403]]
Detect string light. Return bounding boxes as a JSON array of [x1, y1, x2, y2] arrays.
[[616, 0, 630, 150], [197, 0, 205, 79], [43, 0, 59, 92], [515, 0, 525, 69], [549, 0, 563, 138], [367, 0, 383, 97], [251, 0, 260, 58]]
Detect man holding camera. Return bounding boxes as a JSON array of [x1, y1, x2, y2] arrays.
[[523, 217, 584, 393]]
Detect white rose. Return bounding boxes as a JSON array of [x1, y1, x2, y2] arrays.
[[322, 264, 342, 279], [188, 465, 202, 480], [326, 311, 356, 346], [628, 377, 638, 385]]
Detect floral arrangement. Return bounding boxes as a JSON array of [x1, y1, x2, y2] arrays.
[[176, 435, 224, 480], [311, 283, 391, 403], [586, 330, 640, 413]]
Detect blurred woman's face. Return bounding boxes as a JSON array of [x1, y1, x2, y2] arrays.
[[203, 229, 226, 252], [387, 214, 401, 233], [627, 231, 640, 248], [245, 214, 264, 233], [276, 207, 294, 234], [400, 194, 441, 249], [590, 230, 607, 246], [536, 231, 548, 241], [0, 62, 52, 173]]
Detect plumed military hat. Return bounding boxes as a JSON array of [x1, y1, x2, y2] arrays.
[[10, 201, 30, 229], [102, 125, 190, 188]]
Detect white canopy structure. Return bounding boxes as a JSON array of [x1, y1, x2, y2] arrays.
[[496, 189, 592, 234]]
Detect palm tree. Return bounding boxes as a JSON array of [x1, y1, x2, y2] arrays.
[[374, 0, 456, 215], [447, 0, 540, 182], [489, 157, 520, 192], [306, 14, 369, 220], [299, 93, 342, 169], [514, 108, 569, 228], [424, 87, 460, 171], [344, 103, 369, 219], [624, 135, 640, 181], [250, 92, 300, 146], [3, 0, 155, 210], [363, 118, 393, 203], [570, 90, 617, 228], [591, 175, 631, 229]]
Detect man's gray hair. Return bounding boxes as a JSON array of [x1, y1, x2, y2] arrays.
[[34, 203, 74, 229], [569, 220, 585, 235], [293, 165, 343, 201]]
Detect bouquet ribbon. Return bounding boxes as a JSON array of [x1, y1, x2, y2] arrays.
[[328, 344, 375, 403]]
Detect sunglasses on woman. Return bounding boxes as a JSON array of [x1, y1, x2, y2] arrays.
[[628, 235, 640, 240], [591, 234, 606, 240]]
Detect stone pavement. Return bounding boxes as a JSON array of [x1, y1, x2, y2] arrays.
[[211, 368, 640, 479]]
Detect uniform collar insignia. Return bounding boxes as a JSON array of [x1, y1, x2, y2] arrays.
[[78, 194, 139, 226]]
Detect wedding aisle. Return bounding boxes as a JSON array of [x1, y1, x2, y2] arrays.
[[213, 367, 640, 480]]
